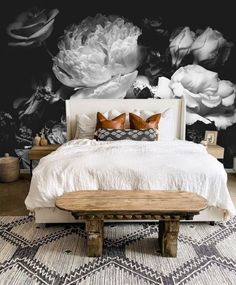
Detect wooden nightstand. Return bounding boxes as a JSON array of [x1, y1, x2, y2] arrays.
[[206, 145, 224, 159], [28, 144, 61, 174]]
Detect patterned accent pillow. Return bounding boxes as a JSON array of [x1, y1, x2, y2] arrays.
[[96, 128, 157, 141]]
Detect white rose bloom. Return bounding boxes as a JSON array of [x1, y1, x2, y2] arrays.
[[170, 65, 236, 129], [191, 27, 226, 64], [170, 65, 219, 112], [169, 27, 195, 67]]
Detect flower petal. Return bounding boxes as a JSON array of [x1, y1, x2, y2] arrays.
[[191, 27, 211, 50], [8, 40, 37, 47], [222, 93, 236, 107], [206, 110, 236, 129], [6, 8, 59, 43], [53, 47, 111, 88], [170, 82, 200, 109], [10, 22, 45, 38], [200, 93, 221, 108], [44, 9, 60, 24], [153, 77, 174, 99], [171, 65, 218, 95], [191, 27, 227, 64], [169, 27, 194, 67], [216, 80, 235, 98], [72, 71, 138, 99], [186, 111, 211, 125], [109, 38, 141, 75], [27, 19, 55, 40], [8, 25, 54, 46], [21, 9, 47, 26], [170, 27, 194, 49]]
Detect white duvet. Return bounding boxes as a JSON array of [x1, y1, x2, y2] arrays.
[[25, 139, 236, 218]]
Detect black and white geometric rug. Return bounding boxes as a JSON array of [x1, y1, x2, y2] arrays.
[[0, 216, 236, 285]]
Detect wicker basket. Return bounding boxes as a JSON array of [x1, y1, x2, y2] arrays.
[[0, 153, 20, 183]]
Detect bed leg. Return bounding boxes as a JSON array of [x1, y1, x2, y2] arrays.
[[30, 160, 33, 176], [209, 221, 215, 226]]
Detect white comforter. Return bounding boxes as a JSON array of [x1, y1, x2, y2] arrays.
[[25, 139, 236, 218]]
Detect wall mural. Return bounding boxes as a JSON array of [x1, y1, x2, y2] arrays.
[[1, 2, 236, 168]]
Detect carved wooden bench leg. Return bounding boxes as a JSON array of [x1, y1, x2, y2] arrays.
[[85, 218, 104, 257], [158, 220, 180, 257]]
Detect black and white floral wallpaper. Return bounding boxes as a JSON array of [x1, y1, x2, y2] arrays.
[[1, 1, 236, 168]]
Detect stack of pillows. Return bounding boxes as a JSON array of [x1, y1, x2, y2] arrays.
[[74, 109, 175, 142]]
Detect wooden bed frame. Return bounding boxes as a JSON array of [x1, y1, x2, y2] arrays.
[[33, 97, 226, 223]]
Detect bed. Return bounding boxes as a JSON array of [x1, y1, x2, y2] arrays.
[[25, 97, 236, 223]]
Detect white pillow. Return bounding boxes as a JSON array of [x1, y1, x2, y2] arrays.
[[107, 109, 129, 129], [132, 108, 175, 141], [74, 109, 128, 140]]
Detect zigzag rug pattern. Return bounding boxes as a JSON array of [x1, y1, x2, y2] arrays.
[[0, 216, 236, 285]]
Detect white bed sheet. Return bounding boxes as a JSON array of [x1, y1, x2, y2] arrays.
[[25, 139, 236, 219]]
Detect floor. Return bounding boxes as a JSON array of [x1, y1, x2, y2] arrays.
[[0, 173, 236, 216], [0, 173, 30, 215]]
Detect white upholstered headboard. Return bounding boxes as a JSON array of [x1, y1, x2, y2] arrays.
[[65, 98, 186, 141]]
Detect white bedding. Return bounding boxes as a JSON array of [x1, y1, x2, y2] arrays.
[[25, 139, 236, 219]]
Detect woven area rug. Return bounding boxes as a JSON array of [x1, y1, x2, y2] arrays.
[[0, 216, 236, 285]]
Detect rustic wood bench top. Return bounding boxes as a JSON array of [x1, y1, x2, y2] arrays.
[[55, 190, 208, 258], [56, 190, 207, 214]]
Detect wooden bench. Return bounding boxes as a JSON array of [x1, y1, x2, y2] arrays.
[[55, 190, 207, 257]]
